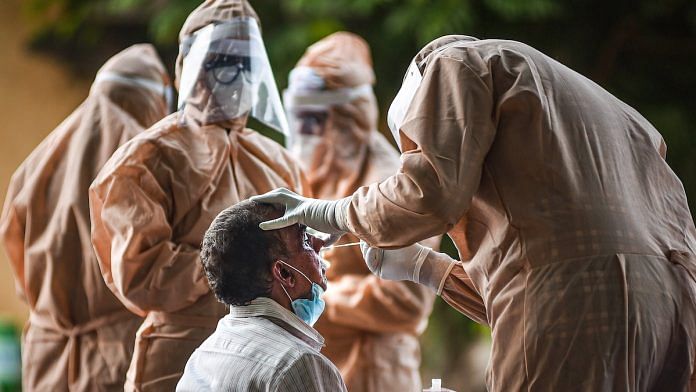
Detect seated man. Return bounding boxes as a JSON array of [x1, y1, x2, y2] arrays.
[[177, 201, 347, 392]]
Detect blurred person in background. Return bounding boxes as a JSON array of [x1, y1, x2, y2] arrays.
[[284, 31, 437, 391], [0, 43, 171, 391], [88, 0, 308, 390], [255, 35, 696, 391]]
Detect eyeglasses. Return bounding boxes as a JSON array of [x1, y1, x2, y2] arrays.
[[204, 54, 252, 85]]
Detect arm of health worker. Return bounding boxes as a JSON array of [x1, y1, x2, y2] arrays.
[[362, 241, 488, 325], [89, 140, 209, 316]]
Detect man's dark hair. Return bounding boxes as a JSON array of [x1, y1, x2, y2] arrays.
[[201, 200, 289, 306]]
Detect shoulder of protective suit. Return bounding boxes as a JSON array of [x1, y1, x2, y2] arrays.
[[92, 113, 180, 184], [236, 127, 306, 190], [420, 39, 545, 86], [240, 128, 300, 164]]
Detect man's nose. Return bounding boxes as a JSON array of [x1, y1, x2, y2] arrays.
[[310, 235, 325, 253]]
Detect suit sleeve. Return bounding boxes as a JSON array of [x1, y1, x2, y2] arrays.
[[89, 142, 208, 315], [346, 56, 497, 248], [440, 262, 488, 325]]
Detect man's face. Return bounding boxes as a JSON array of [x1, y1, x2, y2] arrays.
[[277, 223, 328, 297]]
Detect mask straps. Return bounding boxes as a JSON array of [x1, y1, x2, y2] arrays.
[[277, 260, 313, 302], [278, 260, 312, 285], [279, 282, 293, 303]]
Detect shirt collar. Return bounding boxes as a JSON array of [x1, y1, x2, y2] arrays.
[[228, 297, 324, 351]]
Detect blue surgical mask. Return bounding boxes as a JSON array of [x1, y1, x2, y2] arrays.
[[278, 261, 325, 326]]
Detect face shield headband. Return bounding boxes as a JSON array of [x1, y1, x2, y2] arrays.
[[178, 17, 289, 136], [93, 72, 174, 113]]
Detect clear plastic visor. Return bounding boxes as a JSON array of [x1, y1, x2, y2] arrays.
[[178, 17, 289, 135]]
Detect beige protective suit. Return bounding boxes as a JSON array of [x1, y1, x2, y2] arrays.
[[0, 44, 170, 391], [346, 36, 696, 390], [89, 1, 308, 391], [289, 32, 436, 391]]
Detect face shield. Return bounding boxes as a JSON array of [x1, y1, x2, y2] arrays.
[[178, 17, 289, 135], [386, 61, 422, 151], [284, 66, 373, 152]]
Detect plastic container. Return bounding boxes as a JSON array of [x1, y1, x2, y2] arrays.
[[423, 378, 456, 392]]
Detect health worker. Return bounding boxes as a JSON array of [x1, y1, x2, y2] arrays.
[[89, 0, 308, 390], [254, 35, 696, 391], [0, 44, 171, 391]]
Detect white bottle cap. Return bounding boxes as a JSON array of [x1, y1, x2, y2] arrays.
[[432, 379, 442, 390]]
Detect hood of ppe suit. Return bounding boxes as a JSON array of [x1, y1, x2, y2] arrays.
[[296, 31, 375, 90], [175, 0, 260, 128], [93, 44, 171, 128], [413, 35, 478, 73], [0, 44, 169, 389], [290, 32, 385, 199], [175, 0, 259, 87]]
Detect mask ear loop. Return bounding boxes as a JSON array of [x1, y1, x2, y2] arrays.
[[277, 260, 316, 304], [278, 260, 312, 284], [279, 281, 293, 302], [276, 260, 295, 302]]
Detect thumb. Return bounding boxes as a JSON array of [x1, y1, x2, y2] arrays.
[[258, 215, 294, 231]]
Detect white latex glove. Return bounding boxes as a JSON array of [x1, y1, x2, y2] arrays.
[[251, 188, 350, 237], [360, 241, 457, 295]]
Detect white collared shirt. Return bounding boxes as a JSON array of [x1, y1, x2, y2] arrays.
[[176, 297, 346, 392]]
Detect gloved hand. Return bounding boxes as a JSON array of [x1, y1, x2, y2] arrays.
[[360, 241, 457, 294], [251, 188, 350, 236]]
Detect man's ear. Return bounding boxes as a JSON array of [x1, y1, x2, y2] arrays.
[[272, 261, 295, 288]]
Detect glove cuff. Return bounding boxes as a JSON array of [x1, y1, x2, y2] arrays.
[[436, 260, 457, 295], [417, 250, 457, 294], [330, 197, 351, 233]]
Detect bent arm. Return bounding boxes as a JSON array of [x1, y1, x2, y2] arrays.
[[346, 57, 497, 248], [90, 155, 208, 315]]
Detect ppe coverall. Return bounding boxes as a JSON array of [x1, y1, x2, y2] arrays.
[[0, 44, 170, 391], [89, 1, 307, 390], [347, 36, 696, 391], [286, 32, 435, 391]]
